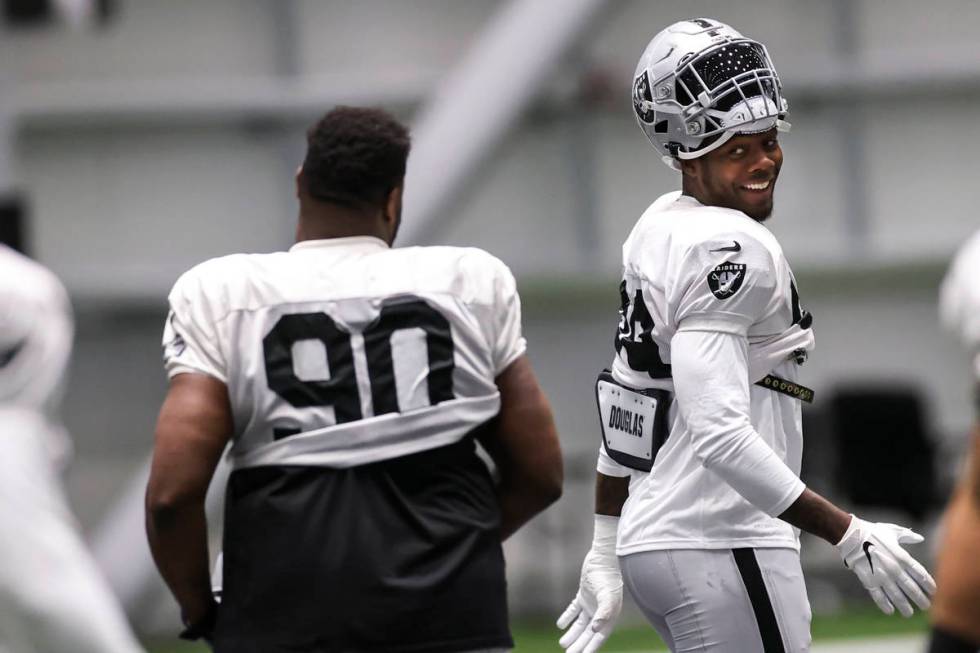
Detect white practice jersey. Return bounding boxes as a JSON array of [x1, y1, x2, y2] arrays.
[[0, 244, 73, 463], [163, 236, 526, 470], [0, 244, 72, 412], [600, 191, 815, 554], [940, 229, 980, 382]]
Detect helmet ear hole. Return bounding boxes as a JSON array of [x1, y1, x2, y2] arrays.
[[654, 120, 669, 134]]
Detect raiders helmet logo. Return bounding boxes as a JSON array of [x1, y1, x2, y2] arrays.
[[632, 71, 656, 124], [707, 262, 746, 299], [164, 312, 187, 357], [168, 331, 187, 357]]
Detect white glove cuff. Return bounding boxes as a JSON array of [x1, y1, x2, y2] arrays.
[[836, 515, 875, 568], [592, 514, 620, 558], [835, 514, 861, 549]]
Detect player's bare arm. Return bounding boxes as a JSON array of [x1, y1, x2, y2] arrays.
[[146, 372, 232, 636], [969, 424, 980, 507], [478, 355, 562, 540], [594, 472, 628, 516], [777, 488, 850, 543]]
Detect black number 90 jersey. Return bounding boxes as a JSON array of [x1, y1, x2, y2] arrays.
[[162, 236, 526, 471]]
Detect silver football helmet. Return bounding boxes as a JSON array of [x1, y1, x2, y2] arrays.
[[632, 18, 790, 170]]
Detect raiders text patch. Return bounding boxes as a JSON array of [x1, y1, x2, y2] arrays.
[[707, 262, 746, 299]]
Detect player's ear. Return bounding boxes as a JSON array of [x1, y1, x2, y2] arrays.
[[383, 183, 404, 243], [679, 158, 700, 180], [294, 166, 304, 198], [384, 184, 403, 224]]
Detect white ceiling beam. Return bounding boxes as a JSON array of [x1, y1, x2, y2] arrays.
[[398, 0, 611, 245]]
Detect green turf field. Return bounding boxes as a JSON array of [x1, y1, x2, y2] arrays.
[[143, 607, 929, 652]]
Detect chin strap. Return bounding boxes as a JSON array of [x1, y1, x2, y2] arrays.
[[676, 130, 737, 161]]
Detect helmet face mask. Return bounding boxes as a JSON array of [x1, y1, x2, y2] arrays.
[[632, 19, 789, 168]]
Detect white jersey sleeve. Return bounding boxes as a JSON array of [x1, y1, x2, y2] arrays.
[[672, 233, 777, 336], [162, 267, 228, 382], [671, 329, 805, 516], [939, 230, 980, 380], [468, 253, 526, 375], [0, 246, 73, 416]]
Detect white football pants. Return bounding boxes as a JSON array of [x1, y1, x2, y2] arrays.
[[0, 411, 144, 653], [621, 547, 811, 652]]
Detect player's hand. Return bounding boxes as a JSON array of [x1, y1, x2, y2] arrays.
[[835, 515, 936, 617], [557, 515, 622, 653]]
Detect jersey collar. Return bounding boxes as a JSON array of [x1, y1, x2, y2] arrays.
[[289, 236, 390, 253], [675, 193, 705, 208]]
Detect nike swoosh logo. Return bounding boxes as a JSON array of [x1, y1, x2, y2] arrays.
[[863, 541, 875, 573], [710, 241, 741, 253], [0, 339, 25, 367]]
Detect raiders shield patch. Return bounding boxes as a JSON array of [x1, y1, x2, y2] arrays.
[[707, 262, 746, 299], [632, 71, 656, 124]]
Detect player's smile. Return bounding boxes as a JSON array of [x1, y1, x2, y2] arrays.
[[738, 175, 776, 201], [737, 173, 778, 213], [740, 179, 772, 193]]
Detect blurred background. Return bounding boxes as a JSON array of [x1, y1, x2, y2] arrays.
[[1, 0, 977, 649]]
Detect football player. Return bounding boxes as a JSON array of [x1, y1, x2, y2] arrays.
[[145, 106, 563, 652], [929, 229, 980, 653], [0, 244, 144, 652], [557, 19, 935, 653]]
